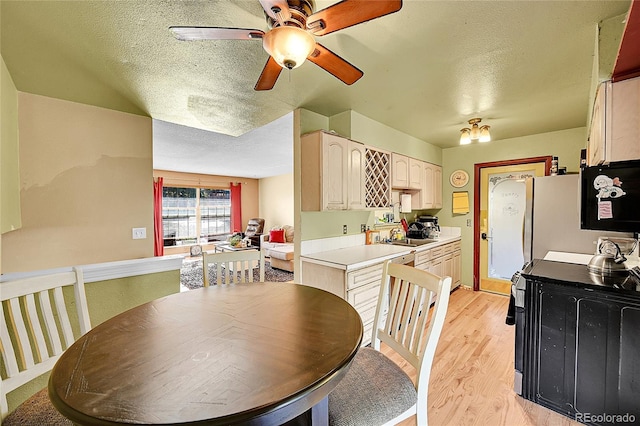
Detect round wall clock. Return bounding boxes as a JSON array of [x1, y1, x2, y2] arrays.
[[450, 170, 470, 188]]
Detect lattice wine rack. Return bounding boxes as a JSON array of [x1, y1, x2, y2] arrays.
[[365, 148, 391, 208]]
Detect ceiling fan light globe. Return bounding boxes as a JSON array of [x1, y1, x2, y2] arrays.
[[263, 26, 315, 70]]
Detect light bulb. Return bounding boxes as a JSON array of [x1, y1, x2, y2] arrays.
[[262, 26, 315, 70]]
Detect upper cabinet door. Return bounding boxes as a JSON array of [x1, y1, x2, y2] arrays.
[[588, 76, 640, 165], [418, 163, 442, 209], [609, 76, 640, 162], [347, 142, 366, 210], [409, 159, 423, 190], [322, 134, 349, 210], [422, 164, 435, 208], [433, 165, 443, 208], [587, 81, 609, 166], [391, 153, 410, 188]]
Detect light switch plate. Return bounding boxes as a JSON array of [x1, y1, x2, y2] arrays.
[[132, 227, 147, 239]]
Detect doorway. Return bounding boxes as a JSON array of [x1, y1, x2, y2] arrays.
[[473, 157, 551, 294]]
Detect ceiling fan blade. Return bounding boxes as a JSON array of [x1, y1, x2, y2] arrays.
[[255, 56, 283, 91], [170, 26, 264, 41], [258, 0, 291, 24], [307, 0, 402, 36], [307, 43, 363, 85]]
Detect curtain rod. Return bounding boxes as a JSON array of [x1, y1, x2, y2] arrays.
[[156, 177, 249, 185]]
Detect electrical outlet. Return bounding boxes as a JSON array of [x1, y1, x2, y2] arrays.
[[361, 224, 366, 233], [343, 225, 348, 234], [132, 227, 147, 239]]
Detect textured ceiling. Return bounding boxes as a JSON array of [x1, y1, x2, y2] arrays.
[[153, 113, 293, 178], [1, 0, 632, 178]]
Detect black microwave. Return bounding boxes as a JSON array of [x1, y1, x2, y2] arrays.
[[580, 159, 640, 233]]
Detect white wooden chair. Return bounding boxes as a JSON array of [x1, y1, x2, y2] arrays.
[[1, 267, 91, 425], [202, 249, 265, 286], [329, 261, 452, 426]]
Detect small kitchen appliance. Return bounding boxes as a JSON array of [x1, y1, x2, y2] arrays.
[[406, 222, 430, 240], [418, 216, 440, 239]]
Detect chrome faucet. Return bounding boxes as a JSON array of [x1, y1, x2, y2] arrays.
[[390, 228, 404, 241]]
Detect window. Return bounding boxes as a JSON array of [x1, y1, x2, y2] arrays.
[[162, 187, 231, 246]]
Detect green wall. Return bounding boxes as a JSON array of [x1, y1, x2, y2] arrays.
[[5, 270, 180, 414], [439, 127, 587, 287]]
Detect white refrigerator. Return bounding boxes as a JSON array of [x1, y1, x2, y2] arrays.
[[527, 174, 632, 261]]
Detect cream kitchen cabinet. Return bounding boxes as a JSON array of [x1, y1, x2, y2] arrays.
[[409, 158, 423, 190], [392, 154, 423, 190], [415, 240, 461, 288], [452, 249, 461, 288], [433, 166, 443, 208], [300, 238, 461, 346], [588, 76, 640, 165], [413, 163, 443, 209], [300, 259, 385, 346], [391, 153, 410, 188], [301, 130, 366, 211]]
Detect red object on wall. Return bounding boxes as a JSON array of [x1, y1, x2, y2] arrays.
[[230, 182, 242, 233], [613, 0, 640, 82]]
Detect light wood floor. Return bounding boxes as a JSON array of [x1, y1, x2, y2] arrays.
[[381, 287, 581, 426]]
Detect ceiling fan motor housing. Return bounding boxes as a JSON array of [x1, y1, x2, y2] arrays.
[[266, 0, 315, 30]]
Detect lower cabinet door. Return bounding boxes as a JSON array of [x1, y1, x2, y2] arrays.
[[531, 281, 640, 423]]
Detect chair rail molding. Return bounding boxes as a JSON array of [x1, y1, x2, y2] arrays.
[[0, 255, 184, 283]]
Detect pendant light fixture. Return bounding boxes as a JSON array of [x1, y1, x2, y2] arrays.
[[460, 118, 491, 145]]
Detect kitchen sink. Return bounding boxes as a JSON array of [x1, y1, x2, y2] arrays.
[[390, 238, 438, 247]]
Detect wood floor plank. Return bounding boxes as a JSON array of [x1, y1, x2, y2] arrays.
[[381, 288, 581, 426]]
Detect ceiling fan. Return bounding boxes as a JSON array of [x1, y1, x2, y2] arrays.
[[170, 0, 402, 90]]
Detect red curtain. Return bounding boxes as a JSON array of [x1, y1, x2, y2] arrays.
[[230, 182, 242, 233], [153, 177, 164, 256]]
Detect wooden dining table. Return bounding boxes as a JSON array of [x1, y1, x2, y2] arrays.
[[49, 282, 363, 425]]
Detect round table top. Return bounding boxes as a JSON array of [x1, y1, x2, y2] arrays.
[[49, 283, 363, 425]]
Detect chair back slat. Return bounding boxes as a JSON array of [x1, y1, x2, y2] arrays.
[[7, 297, 36, 370], [52, 286, 75, 348], [38, 290, 63, 354], [0, 303, 21, 378], [202, 249, 265, 286], [1, 267, 91, 420], [25, 293, 49, 363], [373, 261, 451, 372], [72, 268, 91, 335]]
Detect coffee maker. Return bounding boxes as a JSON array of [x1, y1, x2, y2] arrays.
[[418, 216, 440, 239]]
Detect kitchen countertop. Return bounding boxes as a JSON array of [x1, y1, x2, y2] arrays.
[[300, 235, 461, 271]]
